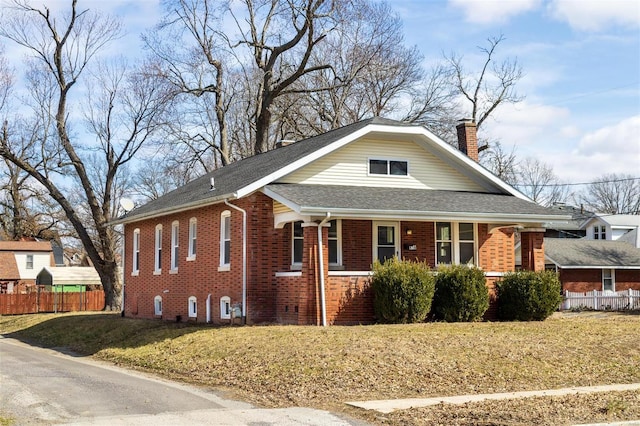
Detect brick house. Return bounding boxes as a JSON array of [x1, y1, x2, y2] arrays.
[[115, 118, 568, 325], [545, 238, 640, 293]]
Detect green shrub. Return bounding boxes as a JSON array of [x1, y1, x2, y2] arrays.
[[432, 265, 489, 322], [496, 270, 562, 321], [370, 258, 435, 323]]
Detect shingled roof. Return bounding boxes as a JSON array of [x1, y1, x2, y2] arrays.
[[545, 238, 640, 269], [265, 184, 567, 222], [115, 117, 562, 224]]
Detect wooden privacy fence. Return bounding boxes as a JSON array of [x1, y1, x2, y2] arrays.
[[563, 289, 640, 311], [0, 290, 105, 315]]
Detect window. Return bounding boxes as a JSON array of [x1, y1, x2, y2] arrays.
[[219, 211, 231, 268], [132, 229, 140, 274], [220, 296, 231, 319], [154, 224, 162, 273], [154, 296, 162, 316], [435, 222, 476, 265], [292, 221, 304, 265], [188, 296, 197, 318], [171, 221, 179, 271], [594, 225, 606, 240], [328, 219, 342, 266], [602, 269, 615, 292], [368, 159, 408, 176], [187, 217, 197, 260], [26, 254, 34, 269]]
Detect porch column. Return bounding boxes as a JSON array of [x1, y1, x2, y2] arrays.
[[521, 229, 545, 271], [299, 222, 329, 325]]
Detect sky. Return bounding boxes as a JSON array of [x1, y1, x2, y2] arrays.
[[2, 0, 639, 186]]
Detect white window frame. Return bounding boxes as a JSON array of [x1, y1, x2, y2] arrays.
[[328, 219, 342, 266], [154, 224, 162, 274], [292, 221, 304, 267], [219, 210, 231, 271], [132, 228, 140, 276], [26, 254, 34, 269], [187, 217, 197, 260], [435, 222, 477, 266], [170, 221, 179, 272], [372, 221, 400, 263], [188, 296, 197, 318], [154, 295, 162, 316], [367, 157, 409, 177], [602, 269, 615, 292], [220, 296, 231, 319]]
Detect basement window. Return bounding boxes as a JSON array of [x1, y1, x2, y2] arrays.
[[188, 296, 197, 318]]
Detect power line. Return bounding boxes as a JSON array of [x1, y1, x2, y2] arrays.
[[517, 176, 640, 188]]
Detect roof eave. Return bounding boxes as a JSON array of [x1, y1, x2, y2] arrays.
[[110, 192, 236, 225]]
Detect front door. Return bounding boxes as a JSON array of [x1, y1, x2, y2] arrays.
[[373, 222, 399, 264]]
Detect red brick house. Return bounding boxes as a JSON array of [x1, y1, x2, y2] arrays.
[[115, 118, 568, 325], [545, 238, 640, 293]]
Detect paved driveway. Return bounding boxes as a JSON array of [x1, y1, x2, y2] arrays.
[[0, 337, 365, 425]]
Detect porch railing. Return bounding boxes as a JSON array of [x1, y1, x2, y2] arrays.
[[562, 289, 640, 311]]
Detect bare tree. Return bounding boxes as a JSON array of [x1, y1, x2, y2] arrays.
[[0, 1, 169, 309], [516, 157, 569, 206], [578, 174, 640, 214], [481, 141, 518, 185], [445, 34, 523, 147], [145, 0, 233, 168]]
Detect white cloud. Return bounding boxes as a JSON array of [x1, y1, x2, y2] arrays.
[[548, 0, 640, 32], [449, 0, 541, 24], [575, 115, 640, 156]]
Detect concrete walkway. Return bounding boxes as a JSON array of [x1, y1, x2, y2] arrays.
[[346, 383, 640, 414]]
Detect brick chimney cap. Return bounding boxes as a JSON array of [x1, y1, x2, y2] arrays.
[[457, 118, 475, 124]]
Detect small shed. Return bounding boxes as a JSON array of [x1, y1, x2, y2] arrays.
[[36, 266, 102, 292]]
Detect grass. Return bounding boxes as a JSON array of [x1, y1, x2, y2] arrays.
[[1, 311, 639, 425]]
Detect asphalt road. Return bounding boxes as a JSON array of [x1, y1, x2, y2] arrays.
[[0, 336, 366, 425]]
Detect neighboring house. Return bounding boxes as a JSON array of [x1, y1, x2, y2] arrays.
[[114, 118, 569, 325], [543, 203, 593, 239], [545, 238, 640, 293], [583, 214, 640, 245], [0, 240, 55, 294]]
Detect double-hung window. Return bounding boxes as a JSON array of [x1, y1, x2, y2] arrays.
[[594, 225, 606, 240], [219, 211, 231, 269], [26, 254, 34, 269], [132, 229, 140, 275], [170, 221, 179, 272], [368, 159, 408, 176], [435, 222, 476, 265], [292, 221, 303, 266], [328, 219, 342, 266], [187, 218, 197, 260], [602, 269, 614, 292], [154, 224, 162, 274]]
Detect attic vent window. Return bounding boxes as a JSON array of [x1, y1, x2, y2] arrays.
[[369, 159, 408, 176]]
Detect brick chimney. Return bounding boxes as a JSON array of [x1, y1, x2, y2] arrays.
[[456, 119, 478, 161]]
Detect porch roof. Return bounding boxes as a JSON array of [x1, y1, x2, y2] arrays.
[[264, 184, 569, 224], [545, 238, 640, 269]]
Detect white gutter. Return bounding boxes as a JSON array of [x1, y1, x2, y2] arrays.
[[318, 213, 331, 327], [224, 199, 247, 324]]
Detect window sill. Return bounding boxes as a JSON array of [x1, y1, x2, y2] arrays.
[[170, 269, 178, 274], [218, 265, 230, 272], [153, 270, 161, 275], [186, 255, 196, 262], [131, 270, 139, 277]]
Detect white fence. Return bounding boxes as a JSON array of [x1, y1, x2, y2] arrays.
[[563, 289, 640, 311]]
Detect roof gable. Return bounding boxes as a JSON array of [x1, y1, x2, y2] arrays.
[[116, 117, 531, 224]]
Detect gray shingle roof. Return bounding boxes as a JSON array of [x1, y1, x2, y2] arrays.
[[545, 238, 640, 268], [119, 118, 397, 223], [266, 184, 567, 219]]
